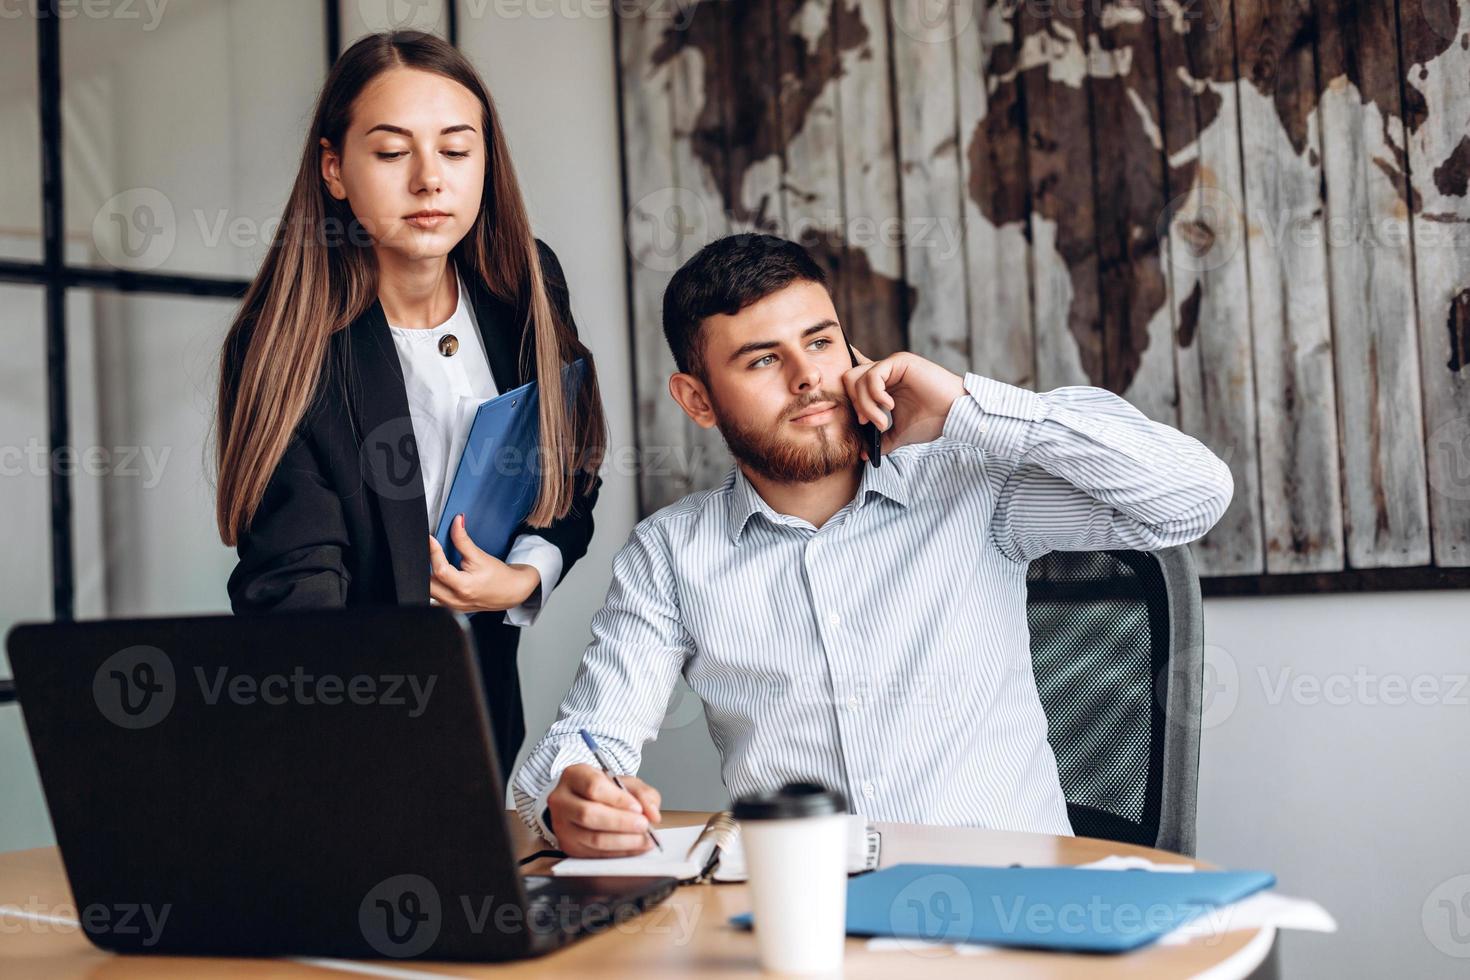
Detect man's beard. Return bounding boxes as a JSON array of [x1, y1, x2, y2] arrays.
[[711, 390, 863, 483]]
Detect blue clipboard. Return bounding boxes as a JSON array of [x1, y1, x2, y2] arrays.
[[433, 359, 587, 567], [730, 863, 1275, 953]]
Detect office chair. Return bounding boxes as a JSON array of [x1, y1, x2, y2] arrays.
[[1026, 546, 1203, 856]]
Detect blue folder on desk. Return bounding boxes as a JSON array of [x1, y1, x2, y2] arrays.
[[433, 358, 587, 567], [731, 863, 1275, 953]]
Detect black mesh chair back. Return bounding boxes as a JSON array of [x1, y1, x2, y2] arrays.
[[1025, 547, 1203, 855]]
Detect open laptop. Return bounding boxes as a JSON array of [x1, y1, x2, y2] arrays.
[[7, 606, 676, 961]]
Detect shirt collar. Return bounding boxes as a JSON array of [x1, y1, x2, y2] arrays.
[[725, 467, 769, 544], [725, 455, 911, 545]]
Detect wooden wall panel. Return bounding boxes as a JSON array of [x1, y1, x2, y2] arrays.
[[890, 0, 972, 375], [775, 0, 848, 316], [719, 0, 785, 235], [620, 10, 687, 516], [1156, 0, 1266, 576], [958, 0, 1034, 387], [834, 0, 909, 358], [1015, 5, 1101, 393], [1235, 0, 1345, 573], [1316, 0, 1432, 568], [627, 6, 732, 514], [1400, 0, 1470, 567], [1087, 1, 1179, 428], [615, 0, 1470, 589]]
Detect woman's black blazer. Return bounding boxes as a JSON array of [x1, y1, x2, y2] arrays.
[[225, 241, 601, 776]]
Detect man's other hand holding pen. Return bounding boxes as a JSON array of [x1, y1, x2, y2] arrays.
[[541, 730, 664, 858]]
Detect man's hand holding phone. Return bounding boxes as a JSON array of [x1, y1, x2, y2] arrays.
[[842, 349, 967, 454]]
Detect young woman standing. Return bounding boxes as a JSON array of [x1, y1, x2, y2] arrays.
[[215, 32, 606, 777]]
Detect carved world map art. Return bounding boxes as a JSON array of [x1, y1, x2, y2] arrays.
[[619, 0, 1470, 586]]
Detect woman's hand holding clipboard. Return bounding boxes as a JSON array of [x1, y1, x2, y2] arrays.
[[428, 514, 541, 614]]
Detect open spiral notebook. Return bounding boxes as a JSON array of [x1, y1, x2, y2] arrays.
[[551, 812, 882, 885]]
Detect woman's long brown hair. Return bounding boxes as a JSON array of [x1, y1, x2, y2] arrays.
[[215, 31, 605, 546]]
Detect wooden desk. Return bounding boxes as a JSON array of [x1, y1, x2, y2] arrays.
[[0, 812, 1275, 978]]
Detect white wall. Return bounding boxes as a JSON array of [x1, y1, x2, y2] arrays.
[[1197, 593, 1469, 979], [2, 7, 1466, 980]]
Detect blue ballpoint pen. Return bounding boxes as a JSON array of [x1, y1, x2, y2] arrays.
[[579, 729, 663, 852]]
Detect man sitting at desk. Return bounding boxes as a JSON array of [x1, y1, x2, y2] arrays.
[[511, 233, 1233, 857]]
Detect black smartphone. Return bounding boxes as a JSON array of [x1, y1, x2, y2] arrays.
[[843, 333, 882, 468]]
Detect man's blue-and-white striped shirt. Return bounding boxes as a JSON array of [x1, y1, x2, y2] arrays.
[[512, 373, 1233, 842]]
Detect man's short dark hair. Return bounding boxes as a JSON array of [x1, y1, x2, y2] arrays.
[[662, 233, 829, 377]]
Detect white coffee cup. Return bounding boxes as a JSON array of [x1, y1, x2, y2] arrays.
[[734, 782, 848, 974]]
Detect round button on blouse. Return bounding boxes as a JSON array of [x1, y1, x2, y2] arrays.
[[437, 333, 459, 357]]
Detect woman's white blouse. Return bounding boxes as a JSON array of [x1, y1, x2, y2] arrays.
[[387, 268, 562, 627]]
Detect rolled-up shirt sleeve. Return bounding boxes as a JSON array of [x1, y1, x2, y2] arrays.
[[942, 373, 1234, 562], [510, 521, 694, 845]]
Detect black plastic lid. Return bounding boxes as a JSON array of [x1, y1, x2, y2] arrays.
[[732, 781, 847, 820]]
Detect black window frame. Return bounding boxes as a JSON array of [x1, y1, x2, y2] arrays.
[[0, 2, 459, 705]]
